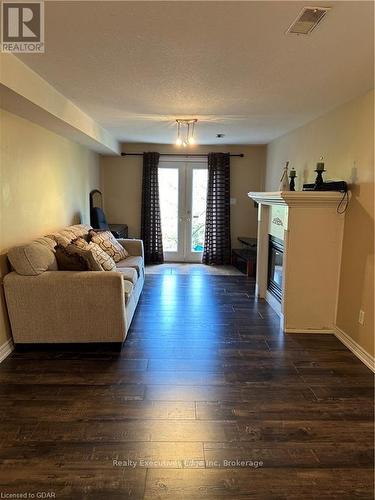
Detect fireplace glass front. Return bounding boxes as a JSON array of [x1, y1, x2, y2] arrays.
[[268, 236, 284, 302]]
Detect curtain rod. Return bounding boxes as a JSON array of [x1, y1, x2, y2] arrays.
[[121, 152, 244, 158]]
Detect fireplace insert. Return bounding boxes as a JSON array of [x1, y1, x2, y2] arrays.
[[268, 235, 284, 301]]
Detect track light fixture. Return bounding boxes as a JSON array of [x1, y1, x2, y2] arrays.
[[175, 119, 198, 147]]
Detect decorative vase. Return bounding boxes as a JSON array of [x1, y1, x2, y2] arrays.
[[279, 162, 290, 191]]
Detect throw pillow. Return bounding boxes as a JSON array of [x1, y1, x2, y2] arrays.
[[88, 241, 117, 271], [65, 244, 103, 271], [71, 237, 89, 249], [47, 231, 90, 248], [8, 241, 57, 276], [89, 230, 129, 263], [55, 245, 89, 271], [71, 237, 117, 271]]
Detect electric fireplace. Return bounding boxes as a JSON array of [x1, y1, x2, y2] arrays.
[[248, 191, 347, 333], [268, 235, 283, 302]]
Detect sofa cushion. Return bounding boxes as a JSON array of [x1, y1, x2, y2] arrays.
[[55, 245, 89, 271], [8, 241, 58, 276], [89, 229, 129, 262], [71, 238, 116, 271], [116, 256, 143, 276], [123, 279, 134, 304], [118, 267, 138, 285]]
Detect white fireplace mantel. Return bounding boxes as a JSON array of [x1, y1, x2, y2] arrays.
[[248, 190, 345, 207], [248, 190, 348, 334]]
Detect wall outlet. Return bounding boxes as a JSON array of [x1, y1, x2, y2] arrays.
[[358, 310, 365, 325], [230, 198, 237, 205]]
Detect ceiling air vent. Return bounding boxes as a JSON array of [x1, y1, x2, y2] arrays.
[[286, 6, 331, 35]]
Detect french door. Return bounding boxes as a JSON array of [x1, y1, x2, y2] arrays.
[[158, 159, 208, 262]]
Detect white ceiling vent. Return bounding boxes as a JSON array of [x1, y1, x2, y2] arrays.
[[286, 6, 331, 35]]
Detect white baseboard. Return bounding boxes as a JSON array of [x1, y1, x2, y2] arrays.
[[0, 337, 14, 363], [265, 290, 282, 316], [335, 326, 375, 372], [284, 328, 335, 334]]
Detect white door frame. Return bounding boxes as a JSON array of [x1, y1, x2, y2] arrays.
[[159, 156, 207, 262]]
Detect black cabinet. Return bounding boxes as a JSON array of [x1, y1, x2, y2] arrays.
[[109, 224, 128, 239]]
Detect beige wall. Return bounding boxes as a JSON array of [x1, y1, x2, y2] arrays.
[[0, 109, 100, 346], [101, 144, 266, 248], [265, 90, 374, 358]]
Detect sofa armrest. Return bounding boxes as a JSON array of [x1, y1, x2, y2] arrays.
[[118, 239, 144, 258], [3, 271, 126, 343]]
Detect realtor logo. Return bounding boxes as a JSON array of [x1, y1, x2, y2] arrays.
[[1, 1, 44, 53]]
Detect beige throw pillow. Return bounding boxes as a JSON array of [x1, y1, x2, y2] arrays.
[[71, 237, 116, 271], [8, 241, 57, 276], [46, 225, 91, 248], [89, 230, 129, 263]]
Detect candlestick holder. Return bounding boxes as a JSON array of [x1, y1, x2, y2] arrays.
[[314, 168, 326, 190], [289, 171, 296, 191]]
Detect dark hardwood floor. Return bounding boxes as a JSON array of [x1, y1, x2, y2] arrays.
[[0, 273, 373, 499]]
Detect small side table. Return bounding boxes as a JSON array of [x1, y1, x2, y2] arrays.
[[231, 237, 257, 277], [109, 224, 128, 239]]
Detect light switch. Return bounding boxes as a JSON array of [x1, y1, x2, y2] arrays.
[[230, 198, 237, 205]]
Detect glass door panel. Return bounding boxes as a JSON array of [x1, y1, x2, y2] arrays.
[[158, 161, 208, 262], [158, 167, 181, 260], [187, 167, 208, 261]]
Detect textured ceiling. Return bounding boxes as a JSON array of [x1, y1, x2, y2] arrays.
[[18, 1, 374, 145]]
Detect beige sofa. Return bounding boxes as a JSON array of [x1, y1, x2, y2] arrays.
[[4, 224, 144, 344]]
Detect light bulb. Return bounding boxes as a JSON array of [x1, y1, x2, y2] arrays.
[[188, 136, 195, 145], [182, 141, 187, 147], [176, 138, 182, 146]]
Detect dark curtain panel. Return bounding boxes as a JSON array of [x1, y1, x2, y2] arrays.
[[202, 152, 231, 265], [141, 152, 164, 264]]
